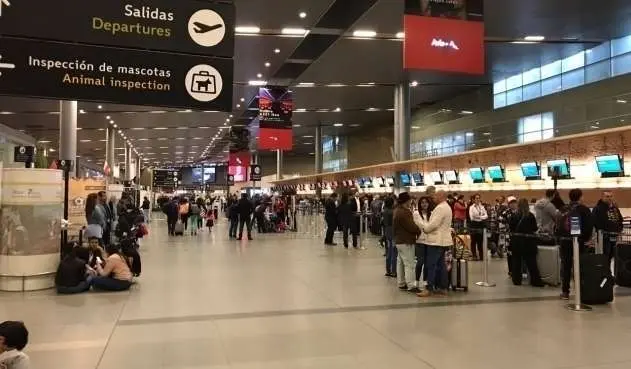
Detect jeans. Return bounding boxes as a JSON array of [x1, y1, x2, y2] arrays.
[[181, 214, 189, 230], [91, 277, 132, 291], [396, 244, 416, 289], [510, 241, 543, 286], [142, 209, 150, 223], [415, 243, 427, 283], [229, 218, 238, 237], [167, 217, 177, 235], [238, 216, 252, 239], [189, 215, 199, 234], [324, 219, 336, 244], [453, 219, 465, 234], [56, 279, 91, 294], [425, 246, 448, 291], [385, 237, 397, 275], [560, 241, 587, 294]]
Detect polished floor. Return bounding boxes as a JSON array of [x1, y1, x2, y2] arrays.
[[3, 218, 631, 369]]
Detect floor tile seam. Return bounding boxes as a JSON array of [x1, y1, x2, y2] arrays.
[[93, 291, 133, 369], [550, 358, 631, 369], [116, 295, 567, 327]]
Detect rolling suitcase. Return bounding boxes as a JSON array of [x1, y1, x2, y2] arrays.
[[174, 221, 185, 236], [450, 258, 469, 292], [536, 245, 561, 286], [580, 253, 614, 305]]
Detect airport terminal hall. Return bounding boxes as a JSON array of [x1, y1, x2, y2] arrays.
[[6, 0, 631, 368]]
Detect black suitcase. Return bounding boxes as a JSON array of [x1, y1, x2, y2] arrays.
[[580, 253, 614, 305], [615, 243, 631, 287]]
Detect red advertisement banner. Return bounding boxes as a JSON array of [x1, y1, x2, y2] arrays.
[[258, 128, 293, 151]]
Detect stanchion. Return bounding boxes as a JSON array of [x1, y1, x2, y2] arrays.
[[567, 236, 592, 312], [596, 230, 604, 255], [475, 228, 496, 288]]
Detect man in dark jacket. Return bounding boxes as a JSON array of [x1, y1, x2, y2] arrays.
[[324, 193, 338, 246], [228, 202, 239, 238], [559, 188, 594, 300], [393, 192, 422, 292], [237, 193, 254, 240], [592, 191, 623, 262], [163, 198, 179, 236]]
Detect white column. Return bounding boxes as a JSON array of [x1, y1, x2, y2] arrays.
[[58, 101, 77, 176], [393, 83, 411, 162], [276, 149, 283, 181]]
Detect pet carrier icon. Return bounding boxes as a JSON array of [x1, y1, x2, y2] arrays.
[[185, 64, 223, 102]]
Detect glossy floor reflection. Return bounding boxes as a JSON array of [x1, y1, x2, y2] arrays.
[[3, 219, 631, 369]]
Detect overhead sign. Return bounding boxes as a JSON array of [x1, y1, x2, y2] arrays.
[[258, 87, 294, 151], [249, 165, 262, 181], [0, 0, 235, 57], [0, 38, 233, 110], [152, 169, 181, 187]]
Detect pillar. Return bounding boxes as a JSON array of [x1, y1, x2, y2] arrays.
[[393, 83, 411, 162], [276, 149, 283, 181], [315, 124, 323, 174], [106, 126, 116, 180], [136, 155, 141, 181], [125, 144, 132, 181], [58, 101, 77, 176]]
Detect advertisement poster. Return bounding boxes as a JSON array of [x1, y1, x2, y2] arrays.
[[258, 87, 294, 150], [68, 178, 107, 239]]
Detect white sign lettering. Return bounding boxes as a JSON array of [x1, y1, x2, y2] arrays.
[[431, 38, 460, 50]]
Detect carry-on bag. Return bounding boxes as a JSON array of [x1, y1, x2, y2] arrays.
[[174, 221, 185, 236], [580, 253, 614, 305], [615, 243, 631, 287], [450, 258, 469, 292], [536, 245, 561, 286]]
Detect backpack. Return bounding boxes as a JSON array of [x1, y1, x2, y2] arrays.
[[556, 204, 576, 237]]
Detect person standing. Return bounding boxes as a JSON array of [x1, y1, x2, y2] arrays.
[[592, 190, 623, 263], [559, 189, 594, 300], [324, 193, 338, 246], [393, 192, 422, 293], [98, 191, 113, 246], [163, 198, 179, 236], [418, 191, 452, 297], [468, 193, 488, 260], [508, 198, 544, 287], [382, 197, 396, 277], [237, 193, 254, 241], [349, 192, 363, 249], [338, 194, 358, 249], [535, 189, 560, 238], [453, 195, 466, 234], [85, 193, 106, 242], [413, 196, 432, 289], [228, 201, 239, 238], [178, 198, 190, 232], [141, 196, 151, 223]]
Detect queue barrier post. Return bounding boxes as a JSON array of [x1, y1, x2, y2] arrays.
[[567, 236, 592, 312], [475, 228, 496, 288], [596, 230, 604, 255]]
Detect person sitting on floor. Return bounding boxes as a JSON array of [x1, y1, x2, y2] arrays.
[[86, 237, 105, 269], [55, 246, 94, 295], [92, 244, 133, 292], [0, 321, 29, 369]]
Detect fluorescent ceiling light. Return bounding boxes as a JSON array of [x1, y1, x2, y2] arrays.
[[396, 32, 405, 39], [616, 99, 627, 103], [235, 26, 260, 34], [298, 82, 315, 87], [149, 110, 167, 114], [131, 127, 145, 130], [511, 41, 537, 44], [79, 139, 91, 142], [465, 132, 474, 137], [176, 127, 189, 130], [292, 124, 301, 127], [411, 126, 420, 130], [333, 123, 344, 127], [460, 110, 474, 115], [153, 127, 168, 130], [248, 80, 267, 86], [326, 83, 345, 87], [79, 109, 85, 114], [198, 126, 210, 129], [295, 108, 307, 112], [524, 35, 545, 41], [38, 140, 51, 143], [281, 27, 309, 36], [357, 83, 375, 87], [353, 30, 377, 38], [137, 138, 149, 141]]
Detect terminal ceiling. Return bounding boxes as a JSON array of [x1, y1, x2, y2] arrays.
[[0, 0, 628, 168]]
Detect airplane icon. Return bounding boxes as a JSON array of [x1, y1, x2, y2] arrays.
[[193, 22, 223, 34]]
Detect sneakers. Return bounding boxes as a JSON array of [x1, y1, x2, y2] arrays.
[[407, 287, 421, 294]]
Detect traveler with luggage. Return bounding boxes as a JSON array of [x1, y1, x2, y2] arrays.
[[393, 192, 422, 293], [418, 191, 453, 297], [189, 201, 201, 236], [535, 189, 560, 239], [508, 199, 544, 287], [558, 189, 594, 300], [382, 197, 396, 277], [592, 190, 623, 263], [468, 194, 488, 261], [324, 193, 338, 246]]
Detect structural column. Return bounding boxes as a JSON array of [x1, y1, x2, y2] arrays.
[[58, 101, 77, 177], [276, 149, 283, 181], [315, 124, 323, 174], [106, 126, 116, 180], [135, 155, 141, 182], [393, 83, 411, 162], [124, 144, 133, 181]]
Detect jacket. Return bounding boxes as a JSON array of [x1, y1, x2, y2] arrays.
[[592, 200, 623, 233], [508, 211, 538, 252], [55, 256, 88, 287], [563, 201, 594, 245], [413, 210, 431, 244], [237, 198, 254, 217], [382, 207, 394, 239], [324, 197, 338, 222], [453, 201, 467, 221], [337, 202, 352, 227], [468, 203, 488, 225], [141, 199, 150, 210], [422, 201, 453, 247], [535, 198, 558, 234], [393, 205, 421, 245], [163, 201, 179, 219], [0, 350, 29, 369]]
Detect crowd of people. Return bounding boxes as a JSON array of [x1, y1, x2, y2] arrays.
[[322, 186, 625, 299]]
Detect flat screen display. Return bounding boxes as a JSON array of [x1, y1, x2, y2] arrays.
[[547, 159, 570, 177], [387, 177, 395, 185], [374, 177, 385, 187], [487, 166, 504, 180], [399, 172, 411, 186], [411, 173, 423, 185], [203, 167, 216, 183], [364, 177, 373, 187], [445, 170, 458, 183], [521, 162, 540, 179], [469, 167, 484, 182], [430, 171, 443, 184], [596, 155, 623, 174]]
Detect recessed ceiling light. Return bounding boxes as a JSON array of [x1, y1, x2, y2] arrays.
[[264, 62, 271, 67], [105, 116, 111, 120], [410, 81, 419, 87], [113, 124, 117, 128], [97, 105, 103, 109], [353, 30, 377, 38], [299, 11, 307, 18], [333, 123, 344, 127], [236, 104, 241, 108], [334, 107, 341, 112], [79, 109, 85, 114], [281, 27, 309, 36], [274, 48, 280, 54], [257, 73, 263, 78], [524, 35, 545, 41], [240, 97, 245, 102], [248, 80, 267, 86], [235, 26, 261, 34], [396, 32, 405, 39]]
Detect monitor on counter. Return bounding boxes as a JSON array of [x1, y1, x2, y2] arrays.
[[487, 165, 505, 182], [521, 162, 541, 180], [386, 177, 395, 186], [364, 177, 373, 188], [399, 172, 411, 187], [374, 177, 385, 187], [411, 172, 423, 186], [595, 155, 624, 177], [430, 171, 443, 185], [444, 170, 459, 184], [547, 159, 571, 179], [469, 167, 484, 183]]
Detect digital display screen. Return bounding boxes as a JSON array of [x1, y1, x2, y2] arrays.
[[469, 167, 484, 182], [387, 177, 395, 185], [431, 171, 443, 184], [203, 167, 216, 183], [374, 177, 385, 187], [399, 172, 411, 186], [412, 173, 423, 185], [445, 170, 458, 183], [487, 166, 504, 180], [596, 155, 623, 174], [364, 177, 373, 187], [547, 159, 570, 177], [521, 162, 540, 178]]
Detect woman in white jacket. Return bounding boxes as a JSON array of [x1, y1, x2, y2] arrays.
[[413, 197, 432, 290], [418, 192, 453, 297]]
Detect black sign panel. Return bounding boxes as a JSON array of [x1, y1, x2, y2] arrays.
[[153, 169, 181, 187], [249, 165, 262, 181], [0, 0, 235, 58], [13, 145, 34, 162], [0, 38, 233, 111], [227, 174, 235, 186]]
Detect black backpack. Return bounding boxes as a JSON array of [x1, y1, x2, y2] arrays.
[[556, 204, 577, 237]]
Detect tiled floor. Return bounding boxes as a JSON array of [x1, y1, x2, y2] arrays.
[[3, 219, 631, 369]]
